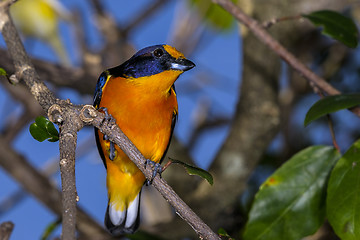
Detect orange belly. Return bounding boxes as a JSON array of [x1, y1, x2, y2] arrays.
[[98, 74, 177, 210]]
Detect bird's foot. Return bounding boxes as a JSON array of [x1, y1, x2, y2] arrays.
[[99, 107, 116, 161], [98, 107, 116, 125], [145, 159, 162, 185]]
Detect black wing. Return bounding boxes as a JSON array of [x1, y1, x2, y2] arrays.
[[93, 71, 111, 168], [159, 85, 178, 164]]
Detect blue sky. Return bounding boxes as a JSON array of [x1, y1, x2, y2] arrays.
[[0, 1, 241, 239]]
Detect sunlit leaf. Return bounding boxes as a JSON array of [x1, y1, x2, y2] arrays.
[[0, 67, 7, 76], [304, 93, 360, 126], [169, 158, 213, 185], [243, 146, 340, 240], [327, 139, 360, 240], [29, 116, 59, 142], [187, 0, 236, 31], [303, 10, 359, 48]]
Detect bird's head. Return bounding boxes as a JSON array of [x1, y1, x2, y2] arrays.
[[109, 44, 195, 79]]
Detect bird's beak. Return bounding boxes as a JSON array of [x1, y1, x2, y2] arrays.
[[170, 58, 196, 72]]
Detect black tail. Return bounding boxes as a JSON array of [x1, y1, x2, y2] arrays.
[[105, 192, 141, 236]]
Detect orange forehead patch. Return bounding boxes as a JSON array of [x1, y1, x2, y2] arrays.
[[163, 45, 185, 59]]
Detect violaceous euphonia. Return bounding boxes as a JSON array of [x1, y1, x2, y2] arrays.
[[93, 44, 195, 235]]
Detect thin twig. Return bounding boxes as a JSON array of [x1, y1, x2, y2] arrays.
[[0, 137, 94, 216], [212, 0, 360, 118], [326, 114, 340, 152], [312, 84, 341, 152], [0, 221, 14, 240], [262, 15, 302, 29], [123, 0, 170, 34]]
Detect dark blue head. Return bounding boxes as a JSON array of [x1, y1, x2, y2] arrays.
[[107, 45, 195, 78]]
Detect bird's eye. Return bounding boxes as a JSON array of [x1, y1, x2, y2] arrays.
[[153, 48, 164, 57]]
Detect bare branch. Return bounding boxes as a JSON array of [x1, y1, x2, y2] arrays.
[[123, 0, 170, 34], [0, 81, 43, 142], [0, 3, 56, 111], [57, 106, 82, 240], [0, 137, 94, 216], [0, 221, 14, 240], [0, 48, 97, 95], [0, 137, 110, 239]]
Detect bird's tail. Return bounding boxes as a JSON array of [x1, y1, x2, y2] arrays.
[[105, 191, 141, 235]]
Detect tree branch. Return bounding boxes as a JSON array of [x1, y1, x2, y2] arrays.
[[57, 104, 82, 240], [0, 0, 56, 111], [212, 0, 360, 117], [0, 221, 14, 240], [0, 137, 110, 239], [123, 0, 170, 34]]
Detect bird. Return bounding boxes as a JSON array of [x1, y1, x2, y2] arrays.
[[10, 0, 71, 65], [93, 44, 195, 235]]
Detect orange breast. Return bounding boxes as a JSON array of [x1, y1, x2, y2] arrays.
[[97, 70, 179, 209]]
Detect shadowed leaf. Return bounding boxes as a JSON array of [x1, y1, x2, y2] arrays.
[[218, 228, 235, 240], [169, 158, 213, 185], [327, 139, 360, 240], [303, 10, 358, 48], [304, 93, 360, 126]]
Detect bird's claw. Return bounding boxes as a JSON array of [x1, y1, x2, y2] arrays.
[[109, 142, 116, 160], [99, 107, 116, 161], [98, 107, 116, 125], [102, 134, 116, 161], [145, 159, 162, 185]]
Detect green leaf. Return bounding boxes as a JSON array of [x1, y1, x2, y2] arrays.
[[29, 116, 59, 142], [187, 0, 236, 31], [45, 119, 59, 142], [41, 218, 61, 240], [304, 93, 360, 126], [29, 122, 50, 142], [0, 67, 7, 76], [302, 10, 359, 48], [243, 146, 340, 240], [169, 158, 213, 185], [327, 139, 360, 240], [218, 228, 235, 240]]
